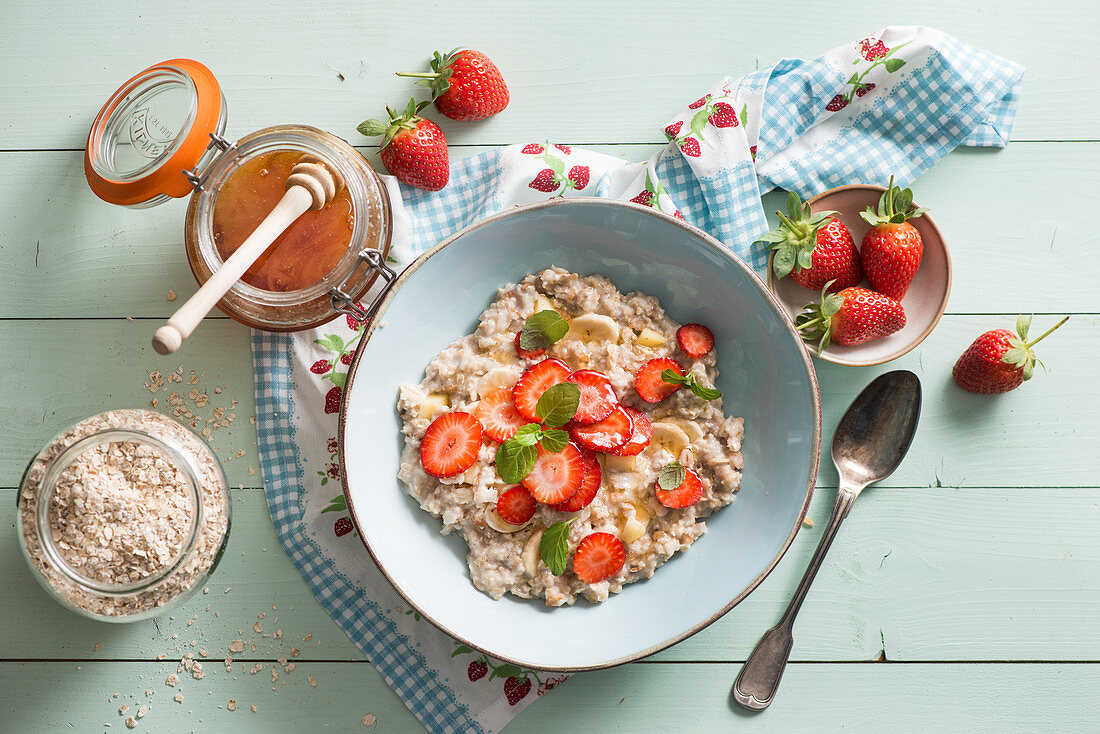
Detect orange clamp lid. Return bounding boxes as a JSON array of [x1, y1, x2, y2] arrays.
[[84, 59, 225, 207]]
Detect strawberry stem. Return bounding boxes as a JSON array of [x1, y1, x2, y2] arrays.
[[394, 71, 439, 79], [1025, 316, 1069, 349]]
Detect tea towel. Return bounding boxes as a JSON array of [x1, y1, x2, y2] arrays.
[[251, 26, 1022, 734]]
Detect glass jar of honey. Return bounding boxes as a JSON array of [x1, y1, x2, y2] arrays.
[[84, 59, 392, 331]]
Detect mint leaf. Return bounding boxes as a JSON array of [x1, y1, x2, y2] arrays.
[[540, 519, 574, 575], [658, 462, 686, 491], [511, 423, 542, 447], [539, 429, 569, 453], [689, 382, 722, 400], [660, 368, 687, 386], [520, 309, 569, 350], [496, 441, 537, 483], [535, 382, 580, 428]]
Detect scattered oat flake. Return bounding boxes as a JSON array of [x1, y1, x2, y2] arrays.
[[167, 290, 177, 301], [803, 517, 814, 528], [229, 640, 244, 653], [125, 717, 137, 729], [274, 629, 283, 639], [308, 675, 318, 687], [304, 634, 312, 641], [93, 643, 101, 652], [174, 694, 183, 704], [257, 612, 265, 619], [363, 713, 376, 726], [119, 705, 129, 715], [191, 662, 204, 679], [285, 662, 296, 672], [227, 700, 237, 711], [250, 705, 257, 713], [137, 706, 147, 719], [254, 621, 263, 633], [291, 647, 300, 657]]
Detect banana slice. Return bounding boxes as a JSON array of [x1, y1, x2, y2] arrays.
[[486, 508, 530, 533], [620, 502, 651, 544], [522, 529, 544, 576], [477, 367, 518, 398], [601, 453, 638, 473], [534, 294, 560, 316], [568, 314, 620, 343], [635, 327, 667, 348], [417, 393, 450, 421], [649, 421, 691, 457], [662, 417, 704, 443]]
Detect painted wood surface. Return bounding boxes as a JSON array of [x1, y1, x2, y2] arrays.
[[2, 0, 1098, 731]]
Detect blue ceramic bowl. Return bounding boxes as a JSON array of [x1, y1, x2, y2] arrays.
[[340, 199, 820, 671]]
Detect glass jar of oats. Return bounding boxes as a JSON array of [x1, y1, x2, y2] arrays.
[[17, 410, 230, 622]]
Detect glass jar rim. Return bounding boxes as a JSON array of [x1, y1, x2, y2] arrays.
[[35, 427, 204, 596]]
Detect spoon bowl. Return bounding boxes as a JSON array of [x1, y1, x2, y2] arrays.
[[831, 370, 922, 491]]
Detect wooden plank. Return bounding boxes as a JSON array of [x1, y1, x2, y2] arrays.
[[2, 143, 1098, 319], [1, 661, 1098, 733], [3, 484, 1099, 663], [0, 316, 1094, 490], [2, 0, 1096, 150]]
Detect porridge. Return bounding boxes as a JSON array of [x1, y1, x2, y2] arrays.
[[397, 268, 745, 606]]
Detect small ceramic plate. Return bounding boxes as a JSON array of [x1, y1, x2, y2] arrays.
[[767, 184, 951, 366]]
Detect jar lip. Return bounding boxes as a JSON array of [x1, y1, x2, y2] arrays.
[[35, 427, 204, 596], [191, 125, 378, 305]]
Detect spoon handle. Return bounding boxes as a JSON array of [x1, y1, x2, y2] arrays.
[[733, 487, 858, 711]]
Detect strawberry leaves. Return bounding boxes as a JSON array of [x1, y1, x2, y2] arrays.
[[794, 280, 845, 351], [755, 191, 839, 279], [860, 176, 928, 226], [1000, 315, 1069, 381], [495, 383, 580, 482]]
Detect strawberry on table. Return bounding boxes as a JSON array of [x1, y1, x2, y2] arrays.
[[756, 191, 861, 293], [397, 48, 509, 122], [496, 485, 538, 525], [795, 284, 906, 349], [566, 370, 618, 424], [860, 176, 928, 300], [655, 462, 704, 508], [676, 323, 715, 359], [476, 388, 530, 442], [522, 442, 584, 504], [607, 406, 652, 457], [550, 451, 602, 512], [634, 357, 684, 403], [570, 405, 634, 452], [572, 532, 625, 583], [420, 411, 483, 477], [512, 358, 571, 422], [357, 98, 449, 191], [952, 316, 1068, 395]]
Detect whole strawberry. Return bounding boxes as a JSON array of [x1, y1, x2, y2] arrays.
[[796, 283, 905, 349], [358, 98, 449, 191], [952, 316, 1068, 394], [859, 176, 928, 300], [756, 191, 862, 292], [398, 49, 509, 122]]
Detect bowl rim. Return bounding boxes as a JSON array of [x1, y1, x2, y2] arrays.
[[765, 183, 952, 367], [338, 197, 822, 671]]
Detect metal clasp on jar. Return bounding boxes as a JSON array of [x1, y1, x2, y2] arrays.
[[183, 133, 236, 191], [328, 248, 397, 323]]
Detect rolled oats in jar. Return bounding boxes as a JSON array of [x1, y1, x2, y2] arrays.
[[17, 409, 230, 622]]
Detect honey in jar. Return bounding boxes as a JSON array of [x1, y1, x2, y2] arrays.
[[212, 150, 354, 292]]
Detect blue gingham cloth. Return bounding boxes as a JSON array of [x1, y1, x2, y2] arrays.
[[251, 26, 1022, 734]]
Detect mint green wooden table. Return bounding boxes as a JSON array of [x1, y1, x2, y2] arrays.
[[3, 2, 1098, 731]]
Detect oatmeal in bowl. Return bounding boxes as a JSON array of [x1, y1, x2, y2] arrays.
[[397, 267, 745, 606]]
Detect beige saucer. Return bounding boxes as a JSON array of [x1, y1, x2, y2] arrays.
[[766, 184, 952, 366]]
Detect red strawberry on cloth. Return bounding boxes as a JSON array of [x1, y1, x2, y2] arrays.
[[859, 176, 929, 300], [568, 165, 590, 190], [324, 386, 342, 414], [397, 48, 509, 122], [528, 168, 559, 192], [504, 676, 532, 705], [680, 137, 701, 157], [310, 359, 332, 375], [796, 284, 906, 349], [826, 94, 849, 112], [952, 316, 1068, 394], [358, 98, 449, 191], [333, 517, 354, 536], [860, 38, 890, 61], [521, 143, 545, 154], [756, 191, 861, 293], [665, 121, 683, 140], [708, 102, 739, 128], [467, 661, 488, 681], [688, 94, 711, 109], [630, 190, 654, 207], [856, 82, 876, 97]]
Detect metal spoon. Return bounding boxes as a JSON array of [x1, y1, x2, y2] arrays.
[[733, 370, 922, 711]]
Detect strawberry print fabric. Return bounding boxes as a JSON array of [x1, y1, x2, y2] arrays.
[[251, 26, 1022, 734]]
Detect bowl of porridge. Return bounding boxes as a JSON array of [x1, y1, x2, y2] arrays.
[[340, 199, 820, 671]]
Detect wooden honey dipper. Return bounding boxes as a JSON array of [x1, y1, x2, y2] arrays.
[[152, 159, 338, 355]]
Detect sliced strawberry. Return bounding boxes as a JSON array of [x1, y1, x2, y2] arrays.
[[476, 388, 530, 442], [512, 358, 571, 422], [570, 405, 633, 452], [572, 532, 625, 583], [522, 442, 584, 504], [550, 450, 602, 512], [607, 406, 652, 456], [514, 331, 546, 360], [676, 323, 715, 359], [420, 412, 483, 477], [655, 467, 704, 508], [566, 370, 617, 424], [496, 485, 537, 525], [634, 357, 683, 403]]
